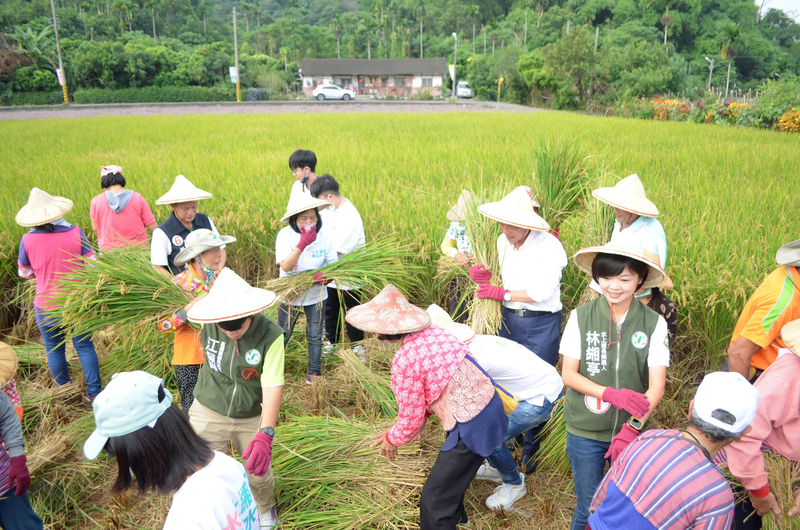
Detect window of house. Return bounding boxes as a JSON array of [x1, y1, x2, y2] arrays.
[[422, 77, 433, 87], [395, 77, 406, 86]]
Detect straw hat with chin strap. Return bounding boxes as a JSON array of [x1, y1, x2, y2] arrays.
[[776, 239, 800, 268], [174, 230, 236, 267], [0, 342, 18, 389], [15, 187, 74, 227], [478, 186, 550, 232], [281, 193, 331, 223], [592, 174, 659, 217], [156, 175, 213, 205], [346, 284, 431, 334], [782, 319, 800, 358], [446, 190, 474, 223], [574, 242, 667, 290], [425, 304, 476, 343], [187, 267, 277, 323]]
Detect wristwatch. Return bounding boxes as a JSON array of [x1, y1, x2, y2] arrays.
[[260, 426, 275, 437], [503, 291, 512, 302], [627, 417, 644, 431]]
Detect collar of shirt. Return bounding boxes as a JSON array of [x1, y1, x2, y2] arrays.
[[499, 231, 566, 312]]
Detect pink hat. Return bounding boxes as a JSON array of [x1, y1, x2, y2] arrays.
[[345, 284, 431, 334]]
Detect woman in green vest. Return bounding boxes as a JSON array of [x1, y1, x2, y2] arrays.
[[560, 242, 671, 530]]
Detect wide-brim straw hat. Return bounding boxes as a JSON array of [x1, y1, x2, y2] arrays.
[[174, 230, 236, 266], [782, 320, 800, 358], [0, 342, 18, 389], [478, 186, 550, 231], [155, 175, 213, 205], [345, 284, 431, 334], [15, 187, 74, 227], [574, 242, 667, 290], [425, 304, 476, 343], [592, 174, 659, 217], [640, 248, 673, 290], [187, 267, 277, 323], [776, 239, 800, 267], [280, 193, 331, 223], [446, 190, 474, 222]]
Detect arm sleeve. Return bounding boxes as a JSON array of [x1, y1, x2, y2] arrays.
[[260, 337, 285, 388], [386, 362, 426, 447], [139, 194, 156, 226], [693, 510, 734, 530], [646, 316, 670, 368], [17, 238, 34, 279], [738, 281, 790, 349], [150, 228, 171, 266], [336, 209, 365, 256], [0, 393, 24, 457], [726, 394, 777, 490], [589, 472, 614, 514], [275, 229, 294, 265], [157, 308, 187, 334], [440, 236, 458, 258], [559, 311, 582, 361], [525, 239, 567, 302], [78, 228, 95, 257]]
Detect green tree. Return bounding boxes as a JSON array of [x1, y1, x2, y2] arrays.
[[541, 25, 594, 104], [414, 0, 426, 58], [331, 13, 342, 58], [720, 22, 741, 97], [468, 4, 479, 54]]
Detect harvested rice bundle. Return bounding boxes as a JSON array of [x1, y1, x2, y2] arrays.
[[323, 348, 396, 419], [729, 452, 800, 530], [535, 401, 571, 477]]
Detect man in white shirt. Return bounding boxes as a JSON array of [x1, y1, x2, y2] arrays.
[[288, 150, 318, 203], [310, 175, 367, 357]]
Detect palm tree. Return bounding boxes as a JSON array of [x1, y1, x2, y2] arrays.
[[414, 0, 427, 58], [358, 15, 375, 60], [145, 0, 159, 38], [481, 23, 486, 56], [649, 0, 675, 45], [196, 0, 209, 37], [331, 14, 343, 58], [468, 4, 479, 54], [720, 22, 741, 98]]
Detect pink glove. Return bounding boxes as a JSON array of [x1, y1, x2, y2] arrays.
[[477, 284, 507, 301], [605, 423, 639, 463], [242, 431, 273, 477], [602, 387, 650, 418], [468, 265, 492, 284], [8, 455, 30, 496], [312, 272, 328, 286], [296, 226, 317, 251]]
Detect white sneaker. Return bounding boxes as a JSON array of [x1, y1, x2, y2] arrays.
[[322, 341, 336, 357], [259, 506, 280, 528], [353, 344, 367, 363], [485, 473, 527, 510], [475, 463, 503, 484]]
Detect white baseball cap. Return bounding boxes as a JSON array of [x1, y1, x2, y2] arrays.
[[693, 372, 759, 434]]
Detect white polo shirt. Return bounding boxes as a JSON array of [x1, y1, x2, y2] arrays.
[[498, 230, 567, 313], [275, 225, 338, 306], [319, 197, 366, 291]]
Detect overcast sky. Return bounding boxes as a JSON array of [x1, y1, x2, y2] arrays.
[[759, 0, 799, 20]]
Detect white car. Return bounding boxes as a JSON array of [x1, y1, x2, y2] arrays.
[[312, 84, 355, 101], [456, 81, 472, 98]]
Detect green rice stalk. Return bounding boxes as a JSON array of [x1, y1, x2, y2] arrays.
[[433, 255, 472, 317], [339, 348, 397, 418], [535, 399, 571, 477]]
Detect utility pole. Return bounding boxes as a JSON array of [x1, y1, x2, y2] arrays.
[[451, 32, 457, 98], [594, 26, 599, 54], [233, 7, 241, 103], [524, 11, 527, 51], [705, 56, 714, 90], [50, 0, 69, 105], [566, 19, 571, 34]]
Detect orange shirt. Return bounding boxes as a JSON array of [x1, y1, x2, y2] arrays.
[[730, 266, 800, 370]]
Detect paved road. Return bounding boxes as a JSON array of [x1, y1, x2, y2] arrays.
[[0, 98, 546, 120]]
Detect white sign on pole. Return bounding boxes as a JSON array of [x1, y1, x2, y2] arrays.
[[56, 68, 65, 86], [229, 67, 238, 84], [448, 64, 456, 80]]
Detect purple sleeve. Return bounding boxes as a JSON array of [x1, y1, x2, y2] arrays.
[[78, 228, 95, 257], [17, 237, 30, 267]]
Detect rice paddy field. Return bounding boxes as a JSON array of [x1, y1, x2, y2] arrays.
[[0, 110, 798, 529]]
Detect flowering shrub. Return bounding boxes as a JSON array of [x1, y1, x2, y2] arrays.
[[652, 98, 690, 121], [777, 108, 800, 133]]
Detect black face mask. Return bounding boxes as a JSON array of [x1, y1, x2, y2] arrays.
[[217, 317, 248, 332]]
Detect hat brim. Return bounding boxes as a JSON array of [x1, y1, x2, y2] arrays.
[[187, 288, 278, 323], [776, 239, 800, 267], [591, 189, 659, 217], [478, 203, 550, 232], [83, 430, 109, 460], [280, 199, 332, 223], [574, 246, 666, 290], [174, 235, 236, 266], [15, 197, 74, 227], [445, 206, 464, 222], [781, 320, 800, 357], [155, 191, 213, 205], [345, 303, 431, 334]]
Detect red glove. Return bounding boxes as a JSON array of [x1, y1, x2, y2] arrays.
[[242, 431, 274, 477], [477, 284, 507, 301], [312, 272, 328, 286], [602, 387, 650, 418], [605, 424, 639, 463], [468, 265, 492, 284], [8, 455, 30, 496], [296, 226, 317, 251]]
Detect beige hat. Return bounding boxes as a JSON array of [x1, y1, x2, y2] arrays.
[[446, 190, 474, 222], [0, 343, 17, 389], [187, 268, 277, 323], [640, 248, 674, 290], [478, 186, 550, 232], [776, 239, 800, 267], [155, 175, 213, 205], [574, 242, 667, 290], [280, 193, 331, 223], [782, 320, 800, 358], [425, 304, 476, 343], [345, 284, 431, 334], [15, 187, 74, 227], [174, 230, 236, 266], [592, 174, 659, 217]]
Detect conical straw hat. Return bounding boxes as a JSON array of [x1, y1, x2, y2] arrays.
[[187, 268, 277, 323], [776, 239, 800, 267], [782, 320, 800, 358], [425, 304, 476, 343], [640, 248, 673, 290], [478, 186, 550, 231], [345, 284, 431, 334], [15, 187, 74, 227], [280, 193, 331, 223], [0, 342, 18, 389], [592, 174, 659, 217], [155, 175, 213, 205], [446, 190, 474, 222], [573, 242, 667, 290]]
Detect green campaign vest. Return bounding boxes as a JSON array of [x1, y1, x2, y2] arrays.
[[193, 312, 284, 419], [564, 297, 661, 442]]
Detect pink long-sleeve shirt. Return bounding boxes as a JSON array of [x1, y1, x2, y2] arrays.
[[726, 353, 800, 491]]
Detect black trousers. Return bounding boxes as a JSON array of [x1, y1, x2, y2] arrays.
[[324, 287, 364, 344], [420, 437, 484, 530], [731, 486, 763, 530], [447, 278, 470, 324]]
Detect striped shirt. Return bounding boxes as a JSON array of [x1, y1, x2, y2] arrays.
[[589, 429, 734, 530]]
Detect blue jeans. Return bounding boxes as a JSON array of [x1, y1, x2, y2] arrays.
[[0, 487, 44, 530], [486, 398, 554, 485], [38, 318, 101, 397], [566, 432, 610, 530], [278, 302, 324, 375]]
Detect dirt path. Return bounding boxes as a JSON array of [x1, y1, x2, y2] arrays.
[[0, 99, 545, 120]]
